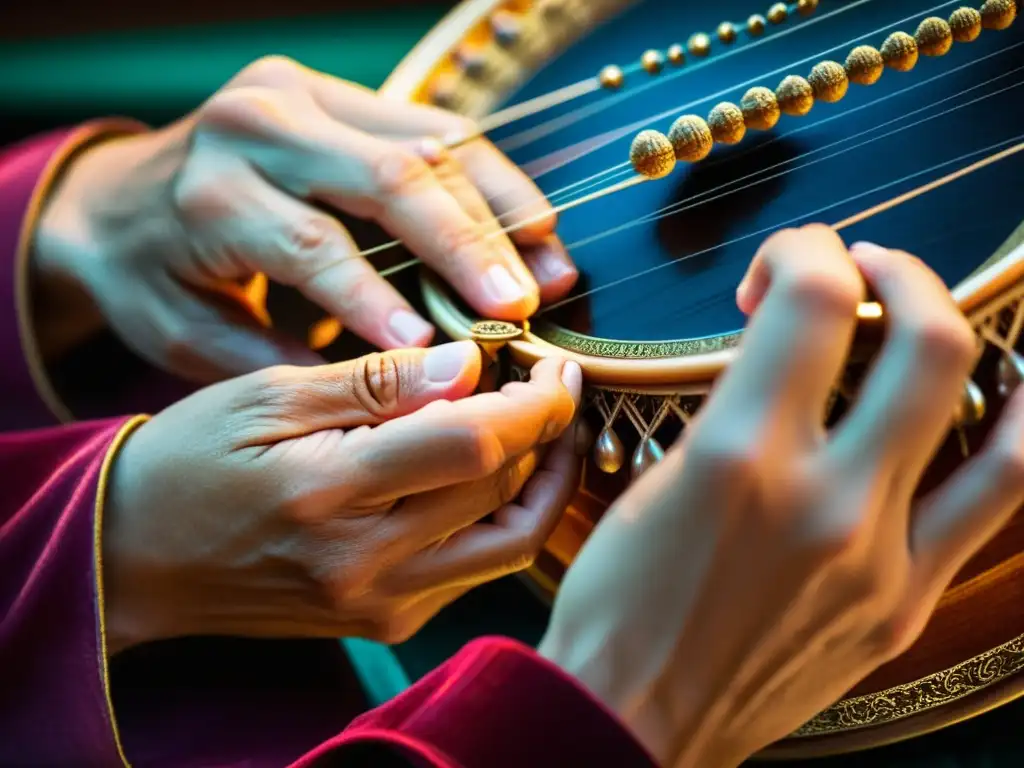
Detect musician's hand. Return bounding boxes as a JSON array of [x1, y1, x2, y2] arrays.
[[34, 56, 576, 381], [540, 226, 1024, 767], [101, 341, 582, 654]]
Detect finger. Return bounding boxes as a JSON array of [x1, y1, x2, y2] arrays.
[[228, 57, 477, 143], [387, 418, 582, 592], [198, 87, 540, 320], [174, 150, 435, 350], [830, 242, 979, 478], [234, 341, 482, 442], [341, 358, 582, 502], [911, 385, 1024, 589], [707, 225, 864, 440], [153, 277, 326, 383], [521, 235, 579, 305], [424, 142, 576, 300], [230, 57, 561, 246], [387, 450, 541, 558]]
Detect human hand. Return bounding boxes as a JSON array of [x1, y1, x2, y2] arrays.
[[539, 226, 1024, 767], [101, 340, 582, 655], [34, 56, 576, 380]]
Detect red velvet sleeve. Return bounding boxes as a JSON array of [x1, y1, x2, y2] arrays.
[[0, 415, 146, 766], [0, 416, 654, 768], [293, 636, 658, 768]]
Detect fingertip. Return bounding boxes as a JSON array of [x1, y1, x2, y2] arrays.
[[479, 263, 541, 319], [388, 308, 436, 348], [423, 340, 483, 393], [560, 360, 583, 405], [524, 239, 579, 303]]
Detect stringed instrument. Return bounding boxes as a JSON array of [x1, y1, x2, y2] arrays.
[[278, 0, 1024, 757]]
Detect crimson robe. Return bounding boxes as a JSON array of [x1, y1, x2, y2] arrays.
[[0, 124, 656, 768]]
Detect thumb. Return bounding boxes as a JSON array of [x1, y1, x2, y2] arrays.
[[237, 340, 483, 439]]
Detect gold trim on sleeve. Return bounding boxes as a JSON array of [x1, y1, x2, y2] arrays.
[[14, 120, 148, 424], [93, 414, 150, 768]]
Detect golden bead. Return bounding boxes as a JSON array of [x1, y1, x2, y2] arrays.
[[630, 130, 677, 179], [688, 32, 712, 57], [740, 86, 781, 130], [599, 64, 624, 90], [808, 60, 849, 103], [667, 43, 686, 65], [768, 2, 788, 24], [708, 102, 746, 144], [916, 17, 954, 56], [747, 13, 767, 36], [776, 75, 815, 116], [668, 115, 715, 162], [641, 49, 666, 74], [881, 31, 919, 71], [717, 21, 738, 44], [845, 45, 884, 85], [949, 7, 983, 40], [797, 0, 819, 16], [981, 0, 1017, 30]]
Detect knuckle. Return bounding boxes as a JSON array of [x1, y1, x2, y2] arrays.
[[505, 536, 545, 574], [371, 147, 433, 198], [435, 221, 488, 260], [282, 216, 338, 265], [238, 55, 306, 87], [986, 439, 1024, 488], [866, 611, 915, 658], [199, 85, 284, 134], [495, 460, 528, 507], [900, 315, 977, 365], [241, 365, 312, 417], [779, 268, 862, 317], [463, 425, 507, 477], [172, 169, 231, 224], [367, 618, 418, 646], [688, 433, 764, 481], [349, 353, 403, 418]]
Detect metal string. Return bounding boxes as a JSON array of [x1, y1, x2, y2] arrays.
[[539, 136, 1024, 314], [519, 0, 966, 180]]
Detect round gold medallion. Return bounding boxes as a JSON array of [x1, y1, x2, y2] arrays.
[[470, 320, 524, 342]]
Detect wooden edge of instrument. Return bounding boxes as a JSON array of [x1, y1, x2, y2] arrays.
[[380, 0, 1024, 754]]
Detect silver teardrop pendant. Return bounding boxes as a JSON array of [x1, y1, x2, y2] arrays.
[[997, 350, 1024, 398], [594, 427, 625, 474], [631, 437, 665, 480]]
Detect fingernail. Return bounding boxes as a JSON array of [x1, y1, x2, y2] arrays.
[[850, 241, 889, 257], [483, 264, 529, 305], [561, 360, 583, 402], [736, 273, 751, 301], [424, 341, 477, 383], [389, 309, 434, 346], [533, 251, 576, 284]]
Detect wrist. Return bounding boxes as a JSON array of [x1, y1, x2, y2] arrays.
[[538, 628, 743, 768], [31, 125, 188, 363], [32, 139, 117, 362], [100, 419, 173, 655]]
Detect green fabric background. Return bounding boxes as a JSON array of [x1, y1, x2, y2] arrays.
[[4, 9, 1022, 765]]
